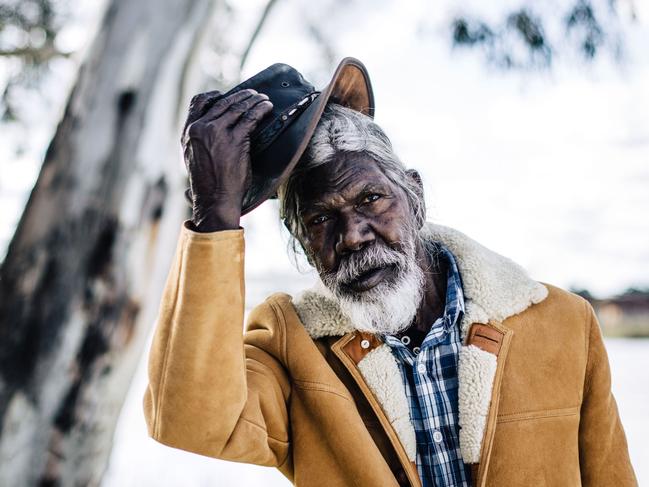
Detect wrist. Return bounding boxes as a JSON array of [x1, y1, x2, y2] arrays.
[[193, 218, 240, 233], [192, 204, 241, 232]]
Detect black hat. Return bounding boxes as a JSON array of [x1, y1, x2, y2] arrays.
[[221, 57, 375, 214]]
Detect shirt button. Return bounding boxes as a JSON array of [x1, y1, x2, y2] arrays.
[[417, 363, 426, 374], [400, 335, 411, 345], [360, 339, 370, 349], [413, 346, 421, 355], [433, 430, 443, 443]]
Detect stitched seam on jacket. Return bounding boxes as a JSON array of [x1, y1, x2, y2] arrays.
[[241, 364, 292, 467], [270, 299, 288, 365], [292, 379, 353, 401], [496, 406, 580, 423], [263, 298, 292, 406], [582, 299, 594, 399], [245, 306, 291, 467], [154, 233, 186, 438], [246, 362, 282, 382], [246, 359, 289, 401], [239, 417, 290, 444]]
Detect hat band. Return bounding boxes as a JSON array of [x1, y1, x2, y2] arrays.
[[252, 91, 320, 155]]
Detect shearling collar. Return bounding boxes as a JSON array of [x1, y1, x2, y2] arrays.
[[293, 222, 548, 340]]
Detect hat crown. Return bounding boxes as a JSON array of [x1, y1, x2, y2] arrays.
[[229, 63, 317, 137], [215, 57, 374, 215]]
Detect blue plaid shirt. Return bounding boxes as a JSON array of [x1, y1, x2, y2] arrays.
[[384, 244, 471, 486]]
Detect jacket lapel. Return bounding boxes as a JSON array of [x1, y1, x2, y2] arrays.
[[331, 331, 421, 487], [459, 321, 513, 485]]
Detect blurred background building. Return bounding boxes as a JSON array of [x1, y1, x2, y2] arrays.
[[0, 0, 647, 485]]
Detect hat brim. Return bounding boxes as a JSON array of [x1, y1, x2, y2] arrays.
[[242, 57, 375, 215]]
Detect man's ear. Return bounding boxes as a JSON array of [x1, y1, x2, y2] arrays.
[[405, 168, 426, 227], [406, 168, 423, 194]]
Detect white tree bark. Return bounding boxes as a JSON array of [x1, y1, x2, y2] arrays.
[[0, 0, 216, 484]]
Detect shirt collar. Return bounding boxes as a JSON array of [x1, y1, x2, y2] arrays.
[[437, 243, 465, 332], [384, 243, 465, 346]]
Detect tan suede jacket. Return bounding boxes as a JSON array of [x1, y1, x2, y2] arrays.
[[143, 222, 637, 486]]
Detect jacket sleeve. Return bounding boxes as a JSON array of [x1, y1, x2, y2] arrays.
[[578, 302, 637, 486], [143, 223, 292, 473]]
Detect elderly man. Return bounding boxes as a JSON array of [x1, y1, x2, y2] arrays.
[[143, 59, 637, 486]]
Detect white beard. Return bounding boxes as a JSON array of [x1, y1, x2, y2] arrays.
[[336, 266, 424, 335], [318, 239, 425, 336]]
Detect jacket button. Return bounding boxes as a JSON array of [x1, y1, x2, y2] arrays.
[[360, 339, 371, 349]]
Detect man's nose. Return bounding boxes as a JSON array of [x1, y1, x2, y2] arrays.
[[335, 215, 374, 255]]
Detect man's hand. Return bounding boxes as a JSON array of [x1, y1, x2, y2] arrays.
[[181, 88, 273, 232]]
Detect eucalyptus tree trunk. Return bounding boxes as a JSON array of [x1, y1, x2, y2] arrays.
[[0, 0, 216, 484]]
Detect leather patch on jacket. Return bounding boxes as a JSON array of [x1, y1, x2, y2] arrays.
[[342, 332, 382, 364], [467, 323, 504, 356]]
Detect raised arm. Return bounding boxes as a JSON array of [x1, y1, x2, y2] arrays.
[[143, 90, 294, 476]]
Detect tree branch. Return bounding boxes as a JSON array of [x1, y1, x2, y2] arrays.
[[0, 45, 72, 63], [239, 0, 279, 72]]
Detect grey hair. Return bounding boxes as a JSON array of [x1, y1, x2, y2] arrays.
[[278, 103, 426, 249]]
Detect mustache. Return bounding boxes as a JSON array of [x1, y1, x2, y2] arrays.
[[321, 241, 410, 289]]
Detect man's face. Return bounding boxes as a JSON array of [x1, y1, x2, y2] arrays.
[[295, 152, 425, 334]]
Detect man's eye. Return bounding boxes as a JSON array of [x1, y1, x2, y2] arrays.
[[362, 193, 381, 204], [311, 215, 329, 225]]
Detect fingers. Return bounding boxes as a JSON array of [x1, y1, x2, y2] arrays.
[[203, 89, 273, 137], [182, 88, 257, 139], [201, 88, 260, 122], [182, 88, 273, 146], [183, 90, 222, 135], [230, 98, 273, 133], [215, 91, 271, 127]]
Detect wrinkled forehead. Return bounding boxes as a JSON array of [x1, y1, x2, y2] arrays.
[[296, 152, 393, 207]]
